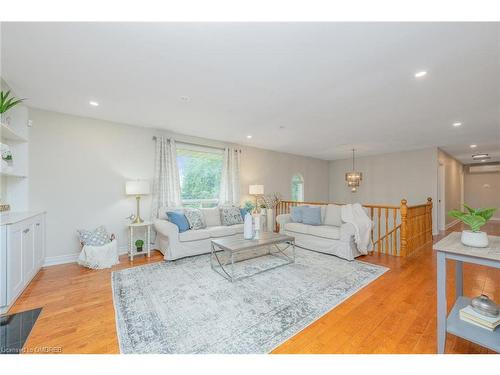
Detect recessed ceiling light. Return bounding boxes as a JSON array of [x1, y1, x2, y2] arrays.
[[246, 135, 252, 139], [481, 159, 487, 162], [180, 96, 190, 102], [453, 122, 462, 127], [414, 71, 427, 78], [89, 101, 99, 106], [470, 144, 477, 148]]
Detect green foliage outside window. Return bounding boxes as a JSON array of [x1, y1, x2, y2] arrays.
[[177, 148, 223, 207]]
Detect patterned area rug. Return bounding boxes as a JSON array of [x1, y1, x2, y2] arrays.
[[112, 248, 388, 353]]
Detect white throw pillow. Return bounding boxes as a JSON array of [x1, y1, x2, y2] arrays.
[[201, 207, 221, 227], [324, 204, 343, 227], [319, 205, 327, 224]]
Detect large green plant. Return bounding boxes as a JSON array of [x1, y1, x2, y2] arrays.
[[0, 90, 24, 114], [448, 204, 496, 232]]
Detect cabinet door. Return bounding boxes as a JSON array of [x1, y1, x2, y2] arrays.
[[34, 216, 45, 269], [7, 227, 24, 303], [22, 223, 35, 282]]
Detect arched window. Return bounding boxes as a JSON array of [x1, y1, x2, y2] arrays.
[[291, 174, 304, 202]]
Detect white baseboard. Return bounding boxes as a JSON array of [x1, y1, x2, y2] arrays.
[[43, 246, 129, 267]]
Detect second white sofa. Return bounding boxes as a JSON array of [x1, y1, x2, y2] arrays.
[[276, 204, 362, 261]]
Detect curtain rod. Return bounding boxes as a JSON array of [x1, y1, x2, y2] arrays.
[[152, 136, 232, 151]]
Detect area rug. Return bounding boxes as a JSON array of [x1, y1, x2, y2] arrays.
[[112, 248, 388, 354]]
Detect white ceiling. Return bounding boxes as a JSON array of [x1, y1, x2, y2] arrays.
[[1, 22, 499, 162]]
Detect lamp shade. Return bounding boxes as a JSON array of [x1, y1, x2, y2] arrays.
[[249, 184, 264, 195], [126, 180, 150, 195]]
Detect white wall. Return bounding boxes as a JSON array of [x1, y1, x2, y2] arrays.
[[28, 108, 329, 262], [328, 147, 439, 234], [464, 166, 500, 220]]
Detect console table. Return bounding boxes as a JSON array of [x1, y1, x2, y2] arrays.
[[434, 232, 500, 354]]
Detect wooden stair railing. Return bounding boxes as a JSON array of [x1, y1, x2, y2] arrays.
[[274, 198, 433, 257]]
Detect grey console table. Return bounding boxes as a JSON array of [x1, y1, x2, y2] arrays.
[[434, 232, 500, 354]]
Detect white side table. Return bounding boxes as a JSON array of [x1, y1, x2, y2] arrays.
[[127, 221, 152, 261]]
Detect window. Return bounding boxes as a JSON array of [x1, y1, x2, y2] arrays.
[[291, 173, 304, 202], [176, 144, 224, 208]]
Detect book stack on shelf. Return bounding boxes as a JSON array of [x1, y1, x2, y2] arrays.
[[459, 305, 500, 332]]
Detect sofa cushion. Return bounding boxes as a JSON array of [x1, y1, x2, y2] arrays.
[[179, 229, 210, 242], [309, 225, 341, 240], [166, 211, 190, 233], [220, 206, 244, 226], [207, 225, 236, 238], [325, 204, 343, 227], [232, 223, 244, 234], [201, 207, 221, 227], [283, 222, 311, 235], [184, 208, 206, 230], [290, 206, 308, 223], [301, 206, 322, 225]]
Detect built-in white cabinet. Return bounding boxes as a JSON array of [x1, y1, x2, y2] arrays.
[[0, 212, 46, 314]]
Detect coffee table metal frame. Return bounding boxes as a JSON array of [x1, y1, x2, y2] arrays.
[[210, 234, 295, 282]]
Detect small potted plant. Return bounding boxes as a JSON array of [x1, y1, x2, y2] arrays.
[[135, 239, 144, 252], [448, 204, 496, 248], [0, 90, 25, 123]]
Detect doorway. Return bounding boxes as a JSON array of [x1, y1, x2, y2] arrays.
[[437, 164, 446, 231]]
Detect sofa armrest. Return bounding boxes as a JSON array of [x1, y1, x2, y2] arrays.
[[276, 214, 292, 231], [340, 222, 356, 242], [154, 219, 180, 243]]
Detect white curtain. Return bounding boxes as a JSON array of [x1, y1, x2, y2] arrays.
[[219, 147, 241, 206], [151, 136, 182, 219]]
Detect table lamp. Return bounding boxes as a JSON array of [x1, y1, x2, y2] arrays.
[[249, 184, 264, 213], [126, 180, 150, 224]]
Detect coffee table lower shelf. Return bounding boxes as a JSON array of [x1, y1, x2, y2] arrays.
[[446, 296, 500, 352]]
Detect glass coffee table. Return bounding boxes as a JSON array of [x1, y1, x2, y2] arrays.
[[210, 232, 295, 282]]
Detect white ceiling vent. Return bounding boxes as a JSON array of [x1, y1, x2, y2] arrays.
[[469, 164, 500, 173]]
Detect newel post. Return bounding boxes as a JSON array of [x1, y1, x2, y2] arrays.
[[426, 197, 433, 243], [400, 199, 408, 256]]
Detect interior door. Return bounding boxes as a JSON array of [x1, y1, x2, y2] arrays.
[[7, 226, 24, 303]]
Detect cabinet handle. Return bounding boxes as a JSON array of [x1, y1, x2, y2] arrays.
[[23, 228, 30, 234]]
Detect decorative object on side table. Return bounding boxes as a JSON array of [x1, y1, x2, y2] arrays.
[[243, 212, 253, 240], [135, 239, 144, 253], [125, 180, 151, 224], [471, 294, 499, 318], [258, 192, 281, 232], [448, 204, 497, 248]]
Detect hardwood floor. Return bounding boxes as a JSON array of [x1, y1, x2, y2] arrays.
[[10, 221, 500, 354]]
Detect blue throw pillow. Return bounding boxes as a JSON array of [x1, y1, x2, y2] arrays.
[[166, 211, 190, 233], [290, 206, 308, 223], [301, 206, 322, 225]]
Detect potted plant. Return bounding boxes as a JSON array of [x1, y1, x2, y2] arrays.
[[135, 239, 144, 252], [448, 204, 496, 248], [0, 90, 25, 123]]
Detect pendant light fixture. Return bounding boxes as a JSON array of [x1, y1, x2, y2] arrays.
[[345, 148, 362, 192]]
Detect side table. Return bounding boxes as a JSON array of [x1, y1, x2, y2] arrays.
[[434, 232, 500, 354], [127, 221, 152, 261]]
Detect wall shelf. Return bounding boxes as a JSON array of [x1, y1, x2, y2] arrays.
[[0, 123, 28, 143], [0, 171, 27, 178]]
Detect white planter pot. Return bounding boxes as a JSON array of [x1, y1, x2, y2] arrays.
[[461, 230, 489, 248]]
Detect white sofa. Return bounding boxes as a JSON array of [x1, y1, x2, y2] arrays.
[[154, 207, 245, 261], [276, 204, 362, 261]]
